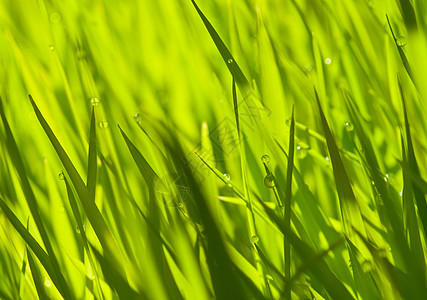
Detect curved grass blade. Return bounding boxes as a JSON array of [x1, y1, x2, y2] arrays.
[[28, 95, 125, 278], [27, 247, 48, 300], [0, 99, 74, 299], [0, 197, 71, 299], [257, 200, 354, 299], [386, 15, 416, 85], [314, 89, 365, 240]]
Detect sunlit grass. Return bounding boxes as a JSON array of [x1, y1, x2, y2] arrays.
[[0, 0, 426, 299]]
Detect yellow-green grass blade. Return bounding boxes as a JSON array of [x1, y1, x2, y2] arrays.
[[314, 89, 366, 241], [258, 200, 354, 299], [284, 106, 295, 296], [28, 95, 126, 281], [0, 99, 74, 300], [87, 108, 97, 201], [26, 247, 48, 300], [0, 197, 72, 299]]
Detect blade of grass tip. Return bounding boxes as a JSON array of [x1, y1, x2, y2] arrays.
[[118, 126, 181, 299], [386, 15, 416, 85], [314, 89, 366, 240], [27, 247, 49, 300], [399, 78, 427, 243], [0, 197, 70, 299], [257, 200, 354, 299], [284, 106, 295, 299], [87, 108, 97, 201], [161, 137, 249, 299], [0, 99, 74, 300], [28, 95, 125, 278]]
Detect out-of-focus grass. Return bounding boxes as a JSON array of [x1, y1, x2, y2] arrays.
[[0, 0, 426, 299]]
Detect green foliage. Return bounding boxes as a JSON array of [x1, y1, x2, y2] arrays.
[[0, 0, 426, 299]]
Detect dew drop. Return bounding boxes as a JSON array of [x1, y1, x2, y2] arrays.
[[296, 146, 307, 159], [261, 155, 270, 164], [384, 174, 389, 182], [227, 58, 233, 64], [226, 182, 233, 188], [251, 235, 259, 243], [305, 65, 313, 72], [178, 202, 184, 208], [76, 224, 86, 234], [396, 36, 407, 47], [400, 189, 403, 197], [58, 172, 64, 180], [223, 173, 231, 181], [134, 113, 142, 124], [345, 122, 354, 131], [49, 12, 61, 23], [44, 277, 52, 287], [264, 174, 275, 188], [325, 156, 330, 162], [98, 120, 109, 128], [49, 45, 55, 51], [325, 58, 332, 65], [90, 98, 99, 106]]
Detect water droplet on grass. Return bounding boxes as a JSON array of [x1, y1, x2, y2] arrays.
[[345, 122, 353, 131], [98, 120, 109, 128], [49, 45, 55, 51], [400, 189, 403, 196], [58, 172, 64, 180], [223, 173, 231, 181], [261, 155, 270, 164], [251, 235, 259, 243], [90, 98, 99, 106], [44, 277, 52, 287], [325, 156, 330, 162], [296, 146, 307, 159], [134, 113, 142, 124], [49, 12, 61, 23], [227, 58, 233, 64], [325, 58, 332, 65], [384, 174, 389, 182], [397, 36, 407, 47], [264, 174, 275, 188]]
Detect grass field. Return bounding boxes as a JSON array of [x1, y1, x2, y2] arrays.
[[1, 0, 426, 299]]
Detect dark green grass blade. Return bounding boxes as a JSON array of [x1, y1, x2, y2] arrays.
[[284, 106, 295, 297], [342, 90, 416, 269], [27, 247, 49, 300], [0, 197, 71, 299], [28, 95, 125, 276], [190, 0, 249, 92], [314, 89, 365, 238], [399, 80, 427, 242], [257, 200, 354, 299], [386, 15, 416, 84], [118, 126, 183, 299], [397, 0, 417, 29], [90, 244, 144, 300], [87, 108, 97, 200], [157, 125, 249, 299], [0, 99, 74, 300]]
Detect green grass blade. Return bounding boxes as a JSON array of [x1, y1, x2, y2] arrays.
[[0, 197, 71, 299], [27, 247, 49, 300], [315, 89, 365, 240], [284, 106, 295, 296], [87, 108, 97, 201], [28, 95, 125, 279], [0, 99, 74, 300]]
